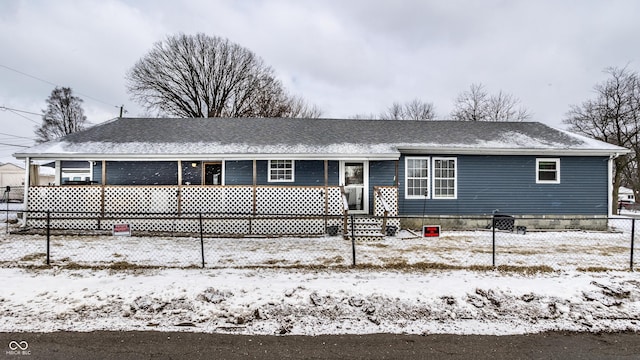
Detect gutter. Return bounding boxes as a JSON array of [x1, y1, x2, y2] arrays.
[[398, 147, 631, 157], [12, 152, 402, 162]]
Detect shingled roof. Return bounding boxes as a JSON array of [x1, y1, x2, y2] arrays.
[[14, 117, 628, 160]]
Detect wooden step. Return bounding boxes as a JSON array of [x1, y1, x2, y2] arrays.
[[344, 233, 386, 241]]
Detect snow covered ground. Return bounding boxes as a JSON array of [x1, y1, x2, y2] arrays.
[[1, 267, 639, 335], [2, 204, 640, 335], [0, 221, 636, 271]]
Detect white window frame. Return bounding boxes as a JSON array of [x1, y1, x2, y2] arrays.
[[405, 157, 430, 199], [432, 157, 457, 199], [536, 158, 560, 184], [268, 160, 295, 182]]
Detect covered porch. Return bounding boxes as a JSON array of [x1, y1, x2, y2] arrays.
[[18, 152, 400, 237]]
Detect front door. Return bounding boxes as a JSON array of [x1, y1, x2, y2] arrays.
[[341, 161, 369, 214]]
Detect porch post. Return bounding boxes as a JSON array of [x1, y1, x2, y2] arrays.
[[101, 160, 106, 216], [395, 160, 399, 186], [324, 160, 329, 228], [22, 157, 30, 225], [252, 159, 257, 215], [54, 160, 61, 185], [177, 160, 183, 214]]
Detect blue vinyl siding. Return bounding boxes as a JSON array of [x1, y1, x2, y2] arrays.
[[91, 160, 342, 186], [181, 162, 202, 185], [227, 160, 341, 186], [399, 155, 609, 215], [225, 160, 253, 185], [93, 161, 179, 185], [292, 160, 327, 186], [368, 160, 398, 212], [92, 161, 202, 185], [328, 161, 339, 185]]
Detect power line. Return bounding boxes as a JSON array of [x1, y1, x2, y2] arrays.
[[0, 142, 30, 148], [0, 106, 41, 117], [0, 131, 34, 140], [0, 63, 120, 108], [0, 106, 40, 124]]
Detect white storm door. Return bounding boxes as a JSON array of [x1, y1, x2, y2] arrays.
[[340, 161, 369, 214]]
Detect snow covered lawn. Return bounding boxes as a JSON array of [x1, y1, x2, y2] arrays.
[[1, 267, 639, 335], [2, 211, 640, 335], [0, 228, 636, 271], [2, 203, 638, 271]]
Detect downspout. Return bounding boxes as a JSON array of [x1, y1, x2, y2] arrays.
[[608, 153, 619, 218]]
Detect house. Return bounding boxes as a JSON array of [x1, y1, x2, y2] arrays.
[[0, 163, 24, 188], [618, 186, 635, 208], [12, 117, 629, 235], [618, 186, 635, 202], [0, 162, 54, 202]]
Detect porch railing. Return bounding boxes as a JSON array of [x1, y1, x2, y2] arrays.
[[340, 186, 349, 235], [24, 184, 400, 236], [374, 188, 390, 234]]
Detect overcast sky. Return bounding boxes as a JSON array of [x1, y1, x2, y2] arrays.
[[1, 0, 640, 163]]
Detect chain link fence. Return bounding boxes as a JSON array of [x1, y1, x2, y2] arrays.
[[1, 209, 638, 271]]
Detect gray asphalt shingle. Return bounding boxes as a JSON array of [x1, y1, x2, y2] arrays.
[[15, 117, 627, 159]]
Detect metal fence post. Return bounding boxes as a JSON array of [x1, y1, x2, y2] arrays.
[[46, 210, 51, 266], [351, 214, 356, 267], [492, 216, 496, 267], [631, 218, 635, 271], [200, 213, 205, 268]]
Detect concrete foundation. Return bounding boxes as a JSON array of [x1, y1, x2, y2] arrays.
[[400, 215, 609, 232]]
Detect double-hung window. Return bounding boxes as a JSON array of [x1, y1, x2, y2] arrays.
[[536, 158, 560, 184], [405, 156, 457, 199], [433, 157, 457, 198], [268, 160, 294, 182], [405, 157, 430, 199]]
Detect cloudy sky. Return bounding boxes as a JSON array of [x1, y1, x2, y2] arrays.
[[1, 0, 640, 163]]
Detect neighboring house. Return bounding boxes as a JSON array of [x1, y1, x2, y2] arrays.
[[0, 163, 24, 188], [618, 186, 635, 208], [0, 162, 54, 202], [619, 186, 635, 202], [12, 118, 629, 235]]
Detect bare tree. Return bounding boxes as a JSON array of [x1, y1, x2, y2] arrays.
[[451, 83, 532, 122], [282, 96, 323, 118], [564, 66, 640, 214], [34, 87, 87, 143], [348, 113, 377, 120], [450, 83, 489, 121], [379, 99, 437, 120], [126, 33, 321, 118]]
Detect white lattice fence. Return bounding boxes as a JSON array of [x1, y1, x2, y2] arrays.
[[374, 186, 400, 228], [255, 187, 326, 215], [26, 186, 102, 229], [104, 186, 178, 214], [28, 186, 102, 213], [253, 186, 341, 235], [181, 186, 252, 214], [25, 185, 345, 235], [326, 186, 344, 228]]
